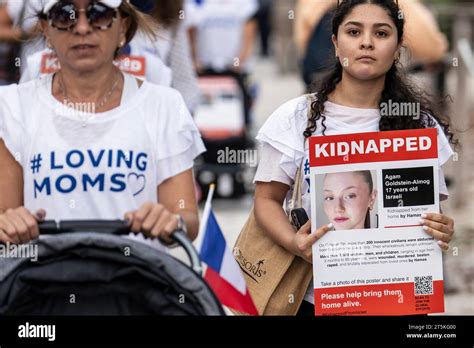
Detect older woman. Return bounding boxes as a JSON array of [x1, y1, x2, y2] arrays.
[[0, 0, 205, 248]]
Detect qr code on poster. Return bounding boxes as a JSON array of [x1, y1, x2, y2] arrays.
[[415, 276, 433, 295]]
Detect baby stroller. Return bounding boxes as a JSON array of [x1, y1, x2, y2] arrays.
[[0, 220, 225, 315], [194, 70, 256, 200]]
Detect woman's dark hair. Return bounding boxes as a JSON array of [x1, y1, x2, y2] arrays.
[[304, 0, 458, 149]]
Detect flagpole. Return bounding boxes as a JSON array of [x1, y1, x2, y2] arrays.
[[204, 184, 216, 211], [197, 184, 216, 246]]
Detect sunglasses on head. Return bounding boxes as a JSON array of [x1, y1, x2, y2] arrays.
[[47, 1, 119, 31]]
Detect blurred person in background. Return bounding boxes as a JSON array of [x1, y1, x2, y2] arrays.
[[0, 1, 17, 84], [187, 0, 260, 127], [398, 0, 448, 66], [0, 0, 36, 83], [1, 0, 44, 74], [130, 0, 200, 113], [188, 0, 259, 75], [272, 0, 298, 74], [294, 0, 336, 90], [256, 0, 272, 58], [398, 0, 449, 98], [0, 1, 22, 42]]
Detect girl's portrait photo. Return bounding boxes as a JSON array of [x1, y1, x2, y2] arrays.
[[315, 170, 378, 230]]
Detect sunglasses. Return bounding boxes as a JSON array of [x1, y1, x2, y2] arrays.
[[48, 2, 119, 31]]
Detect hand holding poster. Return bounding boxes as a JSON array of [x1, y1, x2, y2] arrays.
[[310, 129, 444, 316]]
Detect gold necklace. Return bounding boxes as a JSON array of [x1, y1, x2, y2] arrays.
[[56, 72, 120, 127]]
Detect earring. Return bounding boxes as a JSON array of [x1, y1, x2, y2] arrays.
[[47, 41, 53, 49], [118, 40, 125, 48]]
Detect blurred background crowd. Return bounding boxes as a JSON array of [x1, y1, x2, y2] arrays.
[[0, 0, 472, 314]]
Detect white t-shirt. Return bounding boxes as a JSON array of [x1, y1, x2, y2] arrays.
[[254, 95, 454, 304], [192, 0, 259, 72], [0, 73, 206, 250]]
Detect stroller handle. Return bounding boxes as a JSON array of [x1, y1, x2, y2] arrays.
[[39, 220, 203, 276]]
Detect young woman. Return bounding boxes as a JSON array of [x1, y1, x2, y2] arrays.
[[253, 0, 456, 315], [323, 171, 376, 230], [0, 0, 205, 249]]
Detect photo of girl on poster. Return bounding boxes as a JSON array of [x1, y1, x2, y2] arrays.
[[317, 170, 377, 230]]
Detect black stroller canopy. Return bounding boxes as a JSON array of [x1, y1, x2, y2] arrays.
[[0, 232, 224, 315]]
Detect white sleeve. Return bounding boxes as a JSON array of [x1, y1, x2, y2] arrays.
[[435, 122, 454, 167], [256, 96, 308, 181], [432, 117, 454, 199], [438, 167, 449, 199], [254, 143, 292, 185], [152, 89, 206, 186], [243, 0, 259, 19], [0, 89, 24, 164]]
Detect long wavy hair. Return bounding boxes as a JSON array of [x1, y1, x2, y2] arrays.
[[304, 0, 458, 148]]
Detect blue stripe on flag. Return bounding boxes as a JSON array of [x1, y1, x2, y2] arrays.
[[200, 211, 226, 273]]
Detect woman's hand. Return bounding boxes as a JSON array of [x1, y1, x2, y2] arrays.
[[420, 212, 454, 251], [124, 202, 181, 245], [0, 208, 46, 244], [291, 220, 334, 263]]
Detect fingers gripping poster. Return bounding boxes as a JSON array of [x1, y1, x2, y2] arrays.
[[309, 129, 444, 316]]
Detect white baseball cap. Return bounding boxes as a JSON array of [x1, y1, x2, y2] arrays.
[[43, 0, 124, 14]]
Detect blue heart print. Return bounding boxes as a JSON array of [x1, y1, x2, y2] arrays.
[[128, 173, 146, 196]]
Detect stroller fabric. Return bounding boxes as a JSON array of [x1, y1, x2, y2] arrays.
[[0, 233, 224, 315]]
